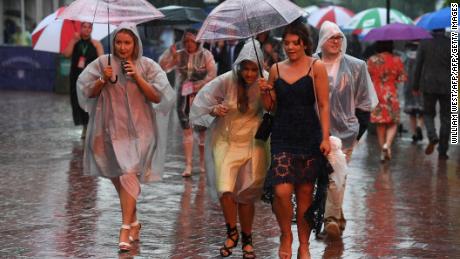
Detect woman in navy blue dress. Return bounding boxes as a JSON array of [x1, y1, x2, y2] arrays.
[[259, 19, 331, 259]]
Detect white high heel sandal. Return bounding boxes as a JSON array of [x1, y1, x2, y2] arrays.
[[119, 224, 132, 252], [129, 220, 142, 242]]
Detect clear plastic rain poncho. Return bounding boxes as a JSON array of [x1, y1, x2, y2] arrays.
[[190, 40, 269, 203], [159, 32, 216, 129], [77, 23, 176, 199], [315, 21, 378, 149]]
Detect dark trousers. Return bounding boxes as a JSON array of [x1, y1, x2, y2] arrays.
[[423, 93, 450, 154]]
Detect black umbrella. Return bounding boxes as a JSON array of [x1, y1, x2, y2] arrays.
[[149, 5, 207, 26]]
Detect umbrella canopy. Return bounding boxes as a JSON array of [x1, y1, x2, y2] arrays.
[[32, 7, 116, 53], [416, 7, 450, 30], [150, 5, 207, 26], [363, 23, 432, 41], [307, 6, 355, 29], [303, 5, 319, 16], [57, 0, 164, 25], [196, 0, 304, 41], [344, 8, 413, 30]]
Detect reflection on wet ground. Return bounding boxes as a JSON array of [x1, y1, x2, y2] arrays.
[[0, 91, 459, 258]]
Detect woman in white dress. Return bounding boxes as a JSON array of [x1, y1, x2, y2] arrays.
[[190, 41, 269, 259]]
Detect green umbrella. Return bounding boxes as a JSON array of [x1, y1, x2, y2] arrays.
[[344, 7, 413, 30]]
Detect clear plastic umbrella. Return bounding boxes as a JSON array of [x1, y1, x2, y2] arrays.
[[58, 0, 164, 83], [57, 0, 164, 25], [196, 0, 304, 76], [196, 0, 304, 41]]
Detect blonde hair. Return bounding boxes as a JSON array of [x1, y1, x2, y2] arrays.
[[113, 29, 139, 60]]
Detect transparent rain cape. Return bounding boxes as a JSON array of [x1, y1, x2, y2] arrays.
[[190, 40, 270, 203], [315, 21, 378, 148], [77, 23, 176, 183]]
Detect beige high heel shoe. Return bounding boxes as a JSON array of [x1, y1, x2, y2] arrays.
[[129, 220, 142, 242], [119, 224, 132, 252]]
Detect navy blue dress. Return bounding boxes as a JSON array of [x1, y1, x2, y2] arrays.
[[263, 63, 332, 201]]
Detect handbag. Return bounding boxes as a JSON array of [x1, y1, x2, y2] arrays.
[[255, 112, 273, 141], [255, 89, 275, 141]]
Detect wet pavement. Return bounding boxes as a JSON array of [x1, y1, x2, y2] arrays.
[[0, 90, 459, 258]]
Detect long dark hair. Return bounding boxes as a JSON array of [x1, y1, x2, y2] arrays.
[[282, 18, 313, 56], [375, 40, 394, 54], [235, 61, 252, 113]]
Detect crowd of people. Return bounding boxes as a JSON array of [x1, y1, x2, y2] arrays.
[[69, 16, 451, 258]]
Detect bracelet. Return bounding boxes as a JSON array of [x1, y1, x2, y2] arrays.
[[98, 76, 106, 84]]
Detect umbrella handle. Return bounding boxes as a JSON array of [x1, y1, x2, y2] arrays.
[[251, 37, 264, 78], [107, 53, 118, 83], [109, 75, 118, 84]]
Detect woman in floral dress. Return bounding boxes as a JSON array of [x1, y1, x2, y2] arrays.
[[368, 41, 407, 161]]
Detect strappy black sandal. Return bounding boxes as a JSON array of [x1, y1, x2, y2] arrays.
[[241, 232, 256, 259], [219, 223, 239, 257]]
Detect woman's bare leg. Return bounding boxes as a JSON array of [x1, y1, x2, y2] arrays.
[[198, 130, 206, 173], [220, 193, 238, 253], [182, 128, 194, 177], [111, 177, 137, 245], [295, 183, 314, 259], [239, 202, 255, 254], [273, 183, 294, 258]]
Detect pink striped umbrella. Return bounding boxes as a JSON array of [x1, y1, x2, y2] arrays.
[[32, 7, 115, 53], [307, 5, 355, 29]]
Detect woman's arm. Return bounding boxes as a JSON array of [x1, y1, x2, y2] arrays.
[[158, 44, 179, 73], [258, 64, 277, 111], [88, 65, 112, 97], [125, 60, 161, 103], [313, 60, 331, 155]]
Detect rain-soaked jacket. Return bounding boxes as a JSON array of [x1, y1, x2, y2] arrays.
[[315, 21, 378, 149], [77, 23, 176, 197], [190, 40, 269, 203]]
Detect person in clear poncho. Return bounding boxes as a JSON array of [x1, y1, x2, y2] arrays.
[[190, 40, 269, 259], [159, 29, 217, 177], [77, 23, 175, 252], [314, 21, 378, 239]]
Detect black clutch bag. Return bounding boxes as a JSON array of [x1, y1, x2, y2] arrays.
[[255, 112, 273, 141]]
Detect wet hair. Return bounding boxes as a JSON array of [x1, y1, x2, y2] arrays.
[[184, 28, 198, 35], [113, 28, 140, 60], [282, 18, 313, 56], [81, 22, 93, 27], [235, 60, 257, 113], [375, 40, 394, 53], [182, 28, 199, 50]]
